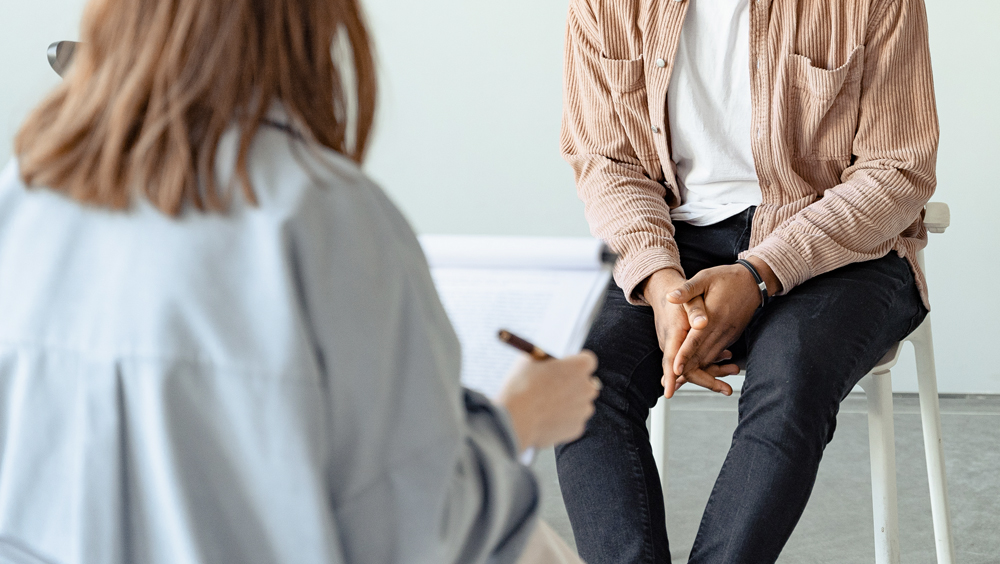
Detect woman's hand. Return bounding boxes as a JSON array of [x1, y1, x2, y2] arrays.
[[497, 351, 600, 453], [643, 269, 738, 398]]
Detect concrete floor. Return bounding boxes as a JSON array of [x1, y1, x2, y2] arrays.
[[535, 392, 1000, 563]]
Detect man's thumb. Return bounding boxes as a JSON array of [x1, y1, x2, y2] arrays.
[[665, 274, 706, 304]]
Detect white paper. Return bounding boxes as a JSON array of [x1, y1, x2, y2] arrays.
[[421, 236, 612, 399], [420, 235, 606, 271]]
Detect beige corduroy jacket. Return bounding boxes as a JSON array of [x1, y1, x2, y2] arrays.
[[561, 0, 939, 308]]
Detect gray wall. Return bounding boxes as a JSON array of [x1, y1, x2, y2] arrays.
[[0, 1, 84, 165], [1, 0, 997, 393]]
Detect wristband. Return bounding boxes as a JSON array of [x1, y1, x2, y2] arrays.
[[736, 259, 769, 309]]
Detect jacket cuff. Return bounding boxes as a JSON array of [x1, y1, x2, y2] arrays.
[[615, 247, 685, 306], [464, 388, 521, 458], [742, 234, 811, 296]]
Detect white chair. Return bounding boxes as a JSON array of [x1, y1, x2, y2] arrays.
[[649, 202, 955, 564]]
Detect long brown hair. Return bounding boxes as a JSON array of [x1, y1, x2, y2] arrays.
[[15, 0, 377, 215]]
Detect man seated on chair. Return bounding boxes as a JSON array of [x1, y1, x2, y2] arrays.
[[554, 0, 938, 562]]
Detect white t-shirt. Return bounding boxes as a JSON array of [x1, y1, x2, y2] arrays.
[[667, 0, 762, 226]]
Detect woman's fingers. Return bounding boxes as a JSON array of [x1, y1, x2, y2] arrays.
[[568, 349, 599, 373], [498, 350, 605, 451]]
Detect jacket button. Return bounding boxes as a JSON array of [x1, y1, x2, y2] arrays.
[[651, 125, 662, 134], [655, 58, 666, 68]]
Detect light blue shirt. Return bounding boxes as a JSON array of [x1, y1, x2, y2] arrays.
[[0, 117, 537, 564]]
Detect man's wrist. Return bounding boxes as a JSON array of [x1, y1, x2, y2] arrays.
[[639, 268, 686, 304], [745, 256, 782, 297]]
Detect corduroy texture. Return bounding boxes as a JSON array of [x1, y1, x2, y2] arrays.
[[561, 0, 939, 309]]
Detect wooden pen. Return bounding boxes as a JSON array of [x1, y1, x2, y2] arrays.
[[497, 329, 553, 361]]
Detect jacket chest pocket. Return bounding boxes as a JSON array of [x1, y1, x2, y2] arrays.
[[783, 45, 865, 163], [599, 55, 659, 161]]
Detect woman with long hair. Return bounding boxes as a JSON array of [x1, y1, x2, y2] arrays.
[[0, 0, 598, 562]]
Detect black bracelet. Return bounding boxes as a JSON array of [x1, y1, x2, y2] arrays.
[[736, 259, 769, 309]]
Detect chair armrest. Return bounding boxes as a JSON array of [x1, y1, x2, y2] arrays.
[[924, 202, 950, 234]]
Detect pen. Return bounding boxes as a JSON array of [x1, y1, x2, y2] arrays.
[[497, 329, 553, 361]]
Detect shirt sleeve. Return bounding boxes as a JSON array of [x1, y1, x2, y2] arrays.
[[745, 0, 938, 293], [290, 174, 538, 564], [561, 0, 684, 305]]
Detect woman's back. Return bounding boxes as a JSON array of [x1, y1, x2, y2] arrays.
[[0, 120, 538, 564], [0, 0, 603, 560]]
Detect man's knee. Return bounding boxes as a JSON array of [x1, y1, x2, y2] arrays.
[[585, 291, 658, 368], [584, 288, 664, 410]]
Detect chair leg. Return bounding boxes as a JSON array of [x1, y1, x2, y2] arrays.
[[908, 318, 956, 564], [859, 371, 901, 564], [649, 397, 671, 526]]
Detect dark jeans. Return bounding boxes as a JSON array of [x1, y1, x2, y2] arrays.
[[554, 208, 927, 564]]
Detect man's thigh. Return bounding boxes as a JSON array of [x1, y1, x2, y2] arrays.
[[742, 252, 927, 413], [584, 283, 664, 412]]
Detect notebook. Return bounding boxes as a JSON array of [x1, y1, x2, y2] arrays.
[[420, 235, 613, 399]]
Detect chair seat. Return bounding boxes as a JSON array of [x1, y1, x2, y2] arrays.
[[872, 342, 903, 374]]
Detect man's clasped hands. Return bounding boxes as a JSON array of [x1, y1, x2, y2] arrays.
[[640, 258, 782, 398]]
